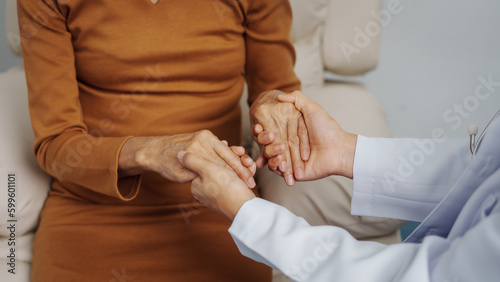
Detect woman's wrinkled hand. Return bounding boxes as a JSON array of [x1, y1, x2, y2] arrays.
[[118, 130, 257, 188], [250, 90, 310, 186], [257, 91, 357, 181]]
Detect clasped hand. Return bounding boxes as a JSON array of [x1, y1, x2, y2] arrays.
[[178, 91, 358, 221], [250, 90, 311, 186], [250, 90, 355, 185], [119, 130, 257, 189]]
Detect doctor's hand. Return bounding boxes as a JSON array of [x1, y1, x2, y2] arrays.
[[250, 90, 310, 187], [258, 91, 358, 180], [177, 151, 255, 221]]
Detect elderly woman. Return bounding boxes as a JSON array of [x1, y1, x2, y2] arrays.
[[18, 0, 305, 280]]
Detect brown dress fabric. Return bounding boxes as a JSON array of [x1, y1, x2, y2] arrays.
[[18, 0, 301, 281]]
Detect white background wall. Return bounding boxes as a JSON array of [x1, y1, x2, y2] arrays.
[[362, 0, 500, 138], [0, 4, 22, 72], [1, 0, 499, 138]]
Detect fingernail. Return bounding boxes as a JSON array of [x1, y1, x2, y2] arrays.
[[275, 144, 283, 152], [301, 150, 310, 160], [279, 161, 287, 172], [248, 177, 256, 188], [286, 175, 295, 186], [295, 168, 304, 179], [263, 133, 270, 142]]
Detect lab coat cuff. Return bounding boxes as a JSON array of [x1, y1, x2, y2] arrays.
[[351, 135, 378, 217], [229, 198, 277, 238]]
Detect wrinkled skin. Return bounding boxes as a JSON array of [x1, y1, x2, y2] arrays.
[[250, 90, 310, 186]]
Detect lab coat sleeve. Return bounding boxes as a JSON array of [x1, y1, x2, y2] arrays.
[[352, 136, 470, 222], [229, 198, 500, 282]]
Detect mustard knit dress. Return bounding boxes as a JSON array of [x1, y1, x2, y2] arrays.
[[18, 0, 300, 280]]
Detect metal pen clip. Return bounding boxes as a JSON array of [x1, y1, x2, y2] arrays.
[[468, 124, 478, 155], [470, 108, 500, 157]]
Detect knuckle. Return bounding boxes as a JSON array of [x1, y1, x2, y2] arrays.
[[251, 103, 266, 113], [293, 158, 303, 167], [277, 105, 287, 116], [196, 130, 213, 139], [283, 101, 294, 110], [270, 89, 282, 96], [279, 104, 296, 117], [255, 107, 268, 118], [264, 145, 272, 155], [265, 146, 278, 158], [185, 142, 198, 152], [288, 135, 300, 146], [298, 126, 308, 137]]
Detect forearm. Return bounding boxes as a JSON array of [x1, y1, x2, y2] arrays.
[[231, 198, 500, 282], [35, 130, 141, 200], [229, 198, 423, 281], [333, 133, 357, 179], [118, 136, 156, 178]]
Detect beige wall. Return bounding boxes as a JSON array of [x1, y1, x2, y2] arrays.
[[361, 0, 500, 138]]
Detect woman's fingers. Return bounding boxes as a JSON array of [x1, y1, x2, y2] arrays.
[[259, 149, 283, 177], [253, 123, 264, 137], [267, 154, 283, 169], [230, 146, 255, 174], [257, 131, 275, 146], [287, 115, 305, 182], [276, 92, 296, 103], [230, 145, 246, 156], [178, 151, 206, 176], [260, 125, 288, 175], [213, 142, 256, 188], [256, 149, 268, 169], [298, 116, 310, 162], [263, 142, 285, 158], [228, 146, 255, 174], [248, 160, 257, 176], [250, 91, 312, 186], [240, 154, 255, 169], [276, 124, 294, 186]]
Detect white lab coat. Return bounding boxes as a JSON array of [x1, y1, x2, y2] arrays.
[[229, 115, 500, 281]]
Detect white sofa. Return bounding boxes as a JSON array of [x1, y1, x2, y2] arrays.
[[1, 2, 51, 280], [1, 0, 402, 281]]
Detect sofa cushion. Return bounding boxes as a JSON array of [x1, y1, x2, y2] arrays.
[[323, 0, 383, 75], [0, 258, 31, 281], [289, 0, 328, 43], [0, 67, 50, 239], [293, 28, 324, 89], [289, 0, 328, 89]]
